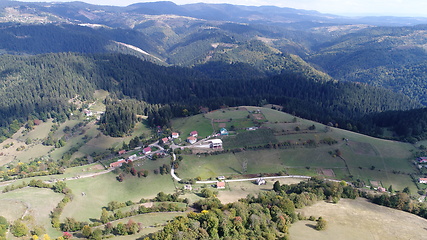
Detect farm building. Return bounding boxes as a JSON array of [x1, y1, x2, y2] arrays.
[[209, 139, 223, 148], [417, 157, 427, 163], [83, 109, 93, 116], [217, 181, 226, 189], [246, 127, 258, 131], [419, 178, 427, 184], [190, 131, 198, 137], [220, 128, 228, 135], [172, 132, 180, 138], [256, 178, 266, 185], [187, 136, 197, 144], [143, 147, 152, 154], [110, 159, 126, 168]]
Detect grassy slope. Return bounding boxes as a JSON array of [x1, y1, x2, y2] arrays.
[[0, 187, 64, 238], [172, 106, 418, 192], [290, 198, 427, 240], [61, 157, 176, 222]]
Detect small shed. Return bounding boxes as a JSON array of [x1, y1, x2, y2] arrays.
[[220, 128, 228, 136]]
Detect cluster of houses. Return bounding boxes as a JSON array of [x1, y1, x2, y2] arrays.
[[416, 157, 427, 184]]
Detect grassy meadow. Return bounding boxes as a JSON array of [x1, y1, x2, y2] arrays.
[[0, 187, 64, 238], [290, 198, 427, 240], [170, 106, 419, 192]]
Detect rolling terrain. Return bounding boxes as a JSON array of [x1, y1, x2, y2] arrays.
[[1, 1, 427, 239]]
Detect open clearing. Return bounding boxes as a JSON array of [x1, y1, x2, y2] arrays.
[[0, 187, 63, 238], [290, 198, 427, 240]]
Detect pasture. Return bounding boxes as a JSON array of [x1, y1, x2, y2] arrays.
[[61, 157, 176, 222], [290, 198, 427, 240], [173, 106, 418, 191], [171, 114, 213, 139], [0, 187, 63, 238]]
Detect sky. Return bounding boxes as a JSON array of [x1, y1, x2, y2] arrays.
[[19, 0, 427, 17]]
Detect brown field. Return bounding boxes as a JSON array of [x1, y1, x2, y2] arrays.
[[213, 119, 231, 123], [252, 113, 265, 120], [348, 141, 378, 156], [319, 168, 335, 177], [216, 178, 306, 204], [290, 198, 427, 240]]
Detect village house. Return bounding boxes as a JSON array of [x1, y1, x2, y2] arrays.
[[217, 181, 226, 189], [419, 178, 427, 184], [143, 147, 152, 154], [110, 159, 126, 168], [377, 187, 386, 192], [161, 137, 168, 144], [417, 157, 427, 163], [128, 154, 137, 161], [118, 150, 126, 155], [172, 132, 179, 138], [209, 139, 223, 148], [220, 128, 228, 136], [187, 136, 197, 144], [190, 131, 198, 137], [83, 109, 93, 116]]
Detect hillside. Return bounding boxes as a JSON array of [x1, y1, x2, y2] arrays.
[[1, 1, 427, 106], [308, 25, 427, 104], [0, 53, 420, 141]]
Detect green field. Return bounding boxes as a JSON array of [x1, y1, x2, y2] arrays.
[[172, 106, 419, 191], [171, 114, 213, 138], [61, 157, 176, 222], [205, 107, 250, 120], [0, 187, 64, 238]]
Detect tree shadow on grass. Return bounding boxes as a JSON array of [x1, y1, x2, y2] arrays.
[[305, 223, 317, 230], [229, 167, 242, 174]]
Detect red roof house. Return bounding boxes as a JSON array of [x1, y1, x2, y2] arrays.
[[190, 131, 198, 137], [118, 150, 126, 155], [217, 181, 226, 189], [161, 137, 168, 144], [143, 147, 152, 154], [419, 178, 427, 184], [187, 136, 197, 144], [172, 132, 179, 138], [418, 157, 427, 163], [110, 159, 126, 168]]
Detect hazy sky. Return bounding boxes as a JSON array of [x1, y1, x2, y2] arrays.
[[19, 0, 427, 17]]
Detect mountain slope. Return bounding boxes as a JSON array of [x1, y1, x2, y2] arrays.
[[308, 25, 427, 104]]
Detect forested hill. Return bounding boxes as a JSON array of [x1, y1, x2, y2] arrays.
[[0, 53, 420, 141], [308, 25, 427, 104]]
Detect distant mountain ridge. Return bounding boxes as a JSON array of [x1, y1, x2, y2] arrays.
[[1, 1, 427, 142]]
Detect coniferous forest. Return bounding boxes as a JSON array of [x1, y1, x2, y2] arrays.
[[0, 52, 423, 141]]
